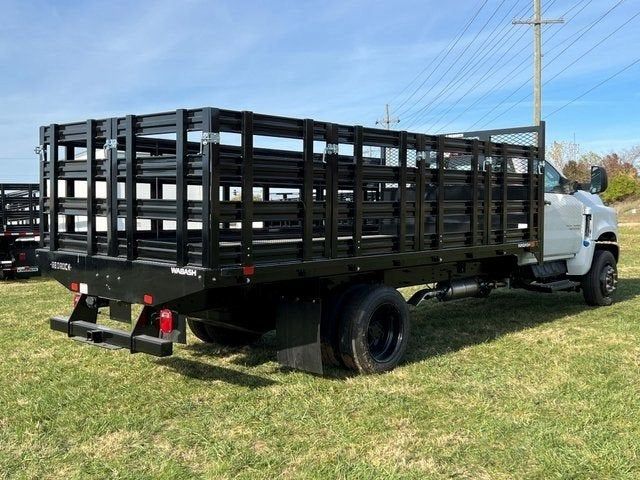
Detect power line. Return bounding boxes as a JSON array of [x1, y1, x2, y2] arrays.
[[403, 0, 532, 130], [432, 0, 591, 134], [394, 0, 490, 118], [476, 3, 637, 128], [546, 56, 640, 117], [410, 0, 566, 132], [466, 0, 625, 129], [389, 0, 489, 117], [399, 0, 508, 124]]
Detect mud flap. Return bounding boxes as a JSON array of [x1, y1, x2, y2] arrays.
[[276, 300, 323, 375], [109, 300, 131, 323]]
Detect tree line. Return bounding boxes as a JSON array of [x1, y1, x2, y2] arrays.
[[547, 142, 640, 203]]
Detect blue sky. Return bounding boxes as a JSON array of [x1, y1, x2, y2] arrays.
[[1, 0, 639, 181]]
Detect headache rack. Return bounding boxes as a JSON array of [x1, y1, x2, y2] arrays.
[[37, 108, 545, 305], [1, 183, 39, 236]]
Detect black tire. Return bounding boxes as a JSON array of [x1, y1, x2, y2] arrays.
[[187, 318, 215, 343], [321, 284, 372, 367], [582, 249, 618, 306], [338, 285, 410, 374], [187, 319, 261, 346]]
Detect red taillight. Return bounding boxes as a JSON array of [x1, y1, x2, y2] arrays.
[[143, 294, 154, 305], [70, 282, 79, 292], [159, 309, 174, 334], [18, 253, 26, 261], [242, 265, 255, 276]]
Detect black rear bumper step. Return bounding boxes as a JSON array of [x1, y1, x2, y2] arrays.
[[50, 316, 173, 357]]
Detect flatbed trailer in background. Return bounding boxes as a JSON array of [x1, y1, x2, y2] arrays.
[[1, 183, 40, 279], [37, 107, 617, 374]]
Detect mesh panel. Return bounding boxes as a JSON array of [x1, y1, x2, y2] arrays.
[[384, 147, 399, 167], [509, 157, 529, 174], [380, 148, 419, 188], [490, 132, 538, 147], [382, 148, 418, 168], [444, 154, 472, 171]]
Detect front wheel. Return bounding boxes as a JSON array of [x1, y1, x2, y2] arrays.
[[582, 249, 618, 306], [338, 285, 410, 374]]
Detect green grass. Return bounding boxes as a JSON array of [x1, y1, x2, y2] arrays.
[[1, 227, 639, 479]]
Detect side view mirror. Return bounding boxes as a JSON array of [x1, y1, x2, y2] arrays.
[[590, 165, 608, 194]]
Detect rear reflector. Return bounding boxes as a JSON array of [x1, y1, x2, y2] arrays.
[[143, 294, 154, 305], [159, 309, 174, 334], [73, 294, 81, 307], [70, 282, 79, 292], [18, 253, 26, 261]]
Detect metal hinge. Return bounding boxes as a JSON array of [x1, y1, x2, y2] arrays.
[[480, 157, 492, 172], [325, 143, 339, 155], [201, 132, 220, 146], [104, 139, 118, 150], [416, 151, 428, 162], [200, 132, 220, 154], [537, 160, 545, 175], [34, 145, 45, 161]]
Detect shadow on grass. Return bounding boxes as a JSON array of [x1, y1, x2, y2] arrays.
[[172, 278, 640, 380], [155, 357, 277, 388], [405, 277, 640, 363]]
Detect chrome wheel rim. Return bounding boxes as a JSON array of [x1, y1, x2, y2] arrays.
[[600, 264, 618, 296]]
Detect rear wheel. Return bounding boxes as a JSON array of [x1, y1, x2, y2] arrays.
[[338, 285, 410, 374], [187, 318, 215, 342], [582, 249, 618, 306], [321, 284, 371, 367], [187, 319, 261, 346]]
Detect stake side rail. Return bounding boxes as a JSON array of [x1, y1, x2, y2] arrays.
[[38, 108, 544, 299], [0, 183, 40, 235]]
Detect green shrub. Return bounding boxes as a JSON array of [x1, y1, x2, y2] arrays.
[[601, 174, 640, 203]]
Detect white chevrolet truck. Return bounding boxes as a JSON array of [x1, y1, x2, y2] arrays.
[[41, 114, 619, 374]]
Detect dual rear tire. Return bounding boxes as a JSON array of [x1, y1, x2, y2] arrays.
[[324, 285, 410, 374], [188, 284, 411, 374]]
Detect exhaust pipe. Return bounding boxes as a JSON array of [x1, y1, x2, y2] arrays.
[[407, 278, 506, 306]]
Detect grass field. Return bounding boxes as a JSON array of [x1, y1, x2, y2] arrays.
[[1, 226, 639, 479]]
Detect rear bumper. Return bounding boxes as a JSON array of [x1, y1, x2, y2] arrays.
[[50, 316, 173, 357]]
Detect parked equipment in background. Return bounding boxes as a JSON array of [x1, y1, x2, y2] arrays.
[[0, 183, 40, 279], [38, 108, 618, 374]]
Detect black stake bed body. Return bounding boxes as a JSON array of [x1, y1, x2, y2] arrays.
[[37, 107, 546, 369], [1, 183, 40, 279]]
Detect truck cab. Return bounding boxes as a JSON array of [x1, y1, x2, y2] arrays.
[[518, 161, 619, 305]]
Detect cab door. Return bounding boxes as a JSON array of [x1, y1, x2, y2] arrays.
[[543, 163, 584, 259]]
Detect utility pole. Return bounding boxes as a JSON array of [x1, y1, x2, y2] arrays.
[[375, 104, 400, 130], [513, 0, 563, 125]]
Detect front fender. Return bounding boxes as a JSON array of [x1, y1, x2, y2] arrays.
[[566, 191, 618, 276]]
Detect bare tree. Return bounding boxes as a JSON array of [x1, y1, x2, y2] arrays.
[[621, 145, 640, 169], [547, 141, 580, 168]]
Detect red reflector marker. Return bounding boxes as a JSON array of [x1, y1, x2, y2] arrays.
[[243, 265, 255, 276], [143, 294, 154, 305], [18, 253, 26, 261], [70, 282, 79, 292], [72, 294, 81, 307], [159, 309, 174, 334]]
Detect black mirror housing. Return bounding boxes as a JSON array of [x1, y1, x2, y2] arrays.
[[590, 166, 608, 194]]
